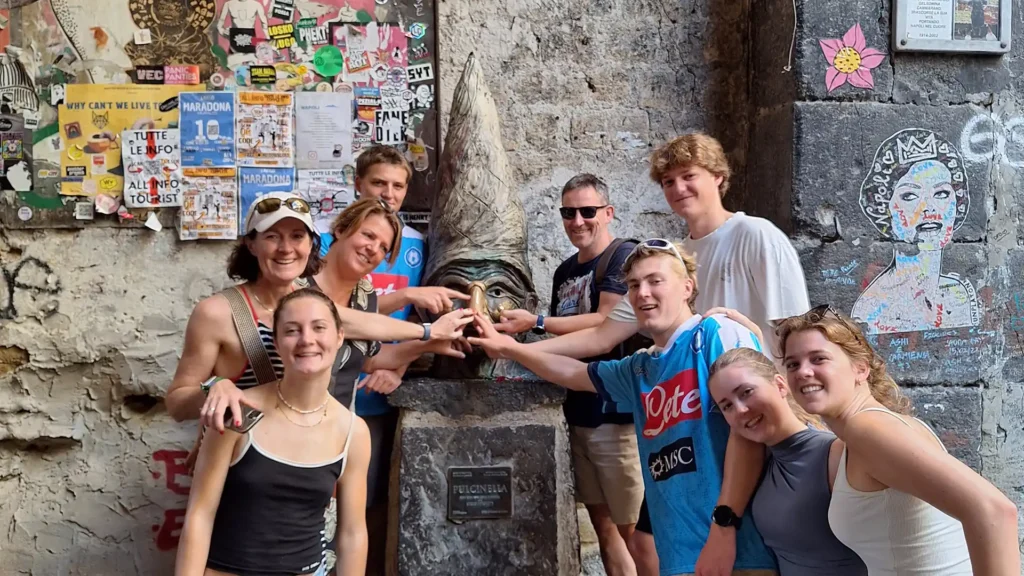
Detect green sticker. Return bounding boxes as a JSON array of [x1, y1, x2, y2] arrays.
[[313, 45, 344, 78]]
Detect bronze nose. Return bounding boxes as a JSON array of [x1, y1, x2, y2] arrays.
[[468, 281, 488, 318]]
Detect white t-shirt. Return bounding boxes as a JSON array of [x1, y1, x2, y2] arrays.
[[608, 212, 810, 358]]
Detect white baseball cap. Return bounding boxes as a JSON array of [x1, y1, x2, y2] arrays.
[[244, 192, 316, 235]]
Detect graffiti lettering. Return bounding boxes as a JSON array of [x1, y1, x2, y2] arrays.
[[152, 449, 191, 495], [0, 257, 62, 320], [153, 508, 185, 551], [152, 449, 190, 551], [821, 260, 859, 286], [960, 113, 1024, 167]]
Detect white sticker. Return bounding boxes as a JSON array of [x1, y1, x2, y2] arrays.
[[144, 212, 163, 231], [406, 62, 434, 83], [81, 178, 97, 194], [16, 206, 32, 221], [74, 202, 95, 220], [135, 29, 153, 45], [95, 194, 119, 215], [22, 111, 40, 129]]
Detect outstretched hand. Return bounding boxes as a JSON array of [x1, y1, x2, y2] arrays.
[[430, 308, 475, 340], [492, 309, 537, 335], [466, 312, 519, 359], [406, 286, 471, 315]]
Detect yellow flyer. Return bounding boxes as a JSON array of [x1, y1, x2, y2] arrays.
[[58, 84, 199, 196]]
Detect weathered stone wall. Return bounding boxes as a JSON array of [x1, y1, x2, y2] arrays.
[[748, 0, 1024, 551], [0, 0, 742, 573]]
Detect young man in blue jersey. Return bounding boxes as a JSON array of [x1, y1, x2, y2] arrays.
[[469, 241, 777, 576], [352, 145, 469, 575]]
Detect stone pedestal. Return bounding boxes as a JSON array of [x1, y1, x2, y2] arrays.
[[386, 378, 580, 576]]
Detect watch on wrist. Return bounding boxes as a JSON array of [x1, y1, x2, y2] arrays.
[[711, 505, 742, 529], [421, 323, 432, 341], [200, 376, 223, 396], [531, 315, 546, 335]]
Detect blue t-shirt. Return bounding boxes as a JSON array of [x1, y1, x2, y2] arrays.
[[587, 314, 775, 575], [358, 225, 425, 416]]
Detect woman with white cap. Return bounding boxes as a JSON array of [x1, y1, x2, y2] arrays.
[[166, 192, 473, 435]]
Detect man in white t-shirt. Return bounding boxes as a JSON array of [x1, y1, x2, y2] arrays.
[[528, 132, 810, 576]]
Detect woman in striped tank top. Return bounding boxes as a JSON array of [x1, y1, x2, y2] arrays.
[[776, 305, 1019, 576], [166, 192, 473, 435]]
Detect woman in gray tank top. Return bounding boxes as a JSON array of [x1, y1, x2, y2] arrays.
[[708, 347, 867, 576]]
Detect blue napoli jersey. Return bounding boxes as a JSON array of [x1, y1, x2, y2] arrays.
[[357, 225, 426, 416], [587, 314, 775, 575]]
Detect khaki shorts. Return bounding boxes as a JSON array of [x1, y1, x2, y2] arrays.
[[570, 423, 644, 526]]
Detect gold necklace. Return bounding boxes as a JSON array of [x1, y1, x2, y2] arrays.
[[250, 288, 277, 312], [277, 399, 328, 428], [277, 381, 330, 414]]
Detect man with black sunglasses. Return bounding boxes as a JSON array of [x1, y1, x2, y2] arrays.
[[494, 174, 645, 576]]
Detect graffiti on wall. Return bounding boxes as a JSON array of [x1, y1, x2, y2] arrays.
[[959, 113, 1024, 167], [851, 129, 979, 334], [151, 448, 190, 551], [818, 23, 886, 93], [0, 256, 61, 319]]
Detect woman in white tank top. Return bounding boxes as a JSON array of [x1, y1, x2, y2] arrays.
[[774, 305, 1019, 576]]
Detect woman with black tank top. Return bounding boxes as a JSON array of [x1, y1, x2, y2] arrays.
[[166, 193, 473, 438], [176, 288, 371, 576], [707, 345, 867, 576]]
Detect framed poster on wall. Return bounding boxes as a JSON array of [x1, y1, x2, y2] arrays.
[[894, 0, 1011, 53]]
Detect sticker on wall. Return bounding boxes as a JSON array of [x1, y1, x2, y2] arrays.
[[347, 50, 371, 73], [134, 28, 153, 46], [851, 128, 978, 334], [271, 0, 296, 21], [297, 17, 329, 46], [269, 23, 296, 50], [407, 22, 427, 40], [0, 114, 31, 192], [135, 66, 165, 84], [250, 65, 277, 84], [122, 129, 183, 208], [374, 110, 408, 145], [123, 0, 217, 85], [313, 45, 344, 77], [238, 166, 294, 233], [180, 92, 236, 168], [230, 28, 258, 54], [165, 65, 201, 85], [180, 167, 239, 240], [406, 62, 433, 84], [819, 24, 886, 93], [409, 44, 429, 62], [236, 91, 294, 167]]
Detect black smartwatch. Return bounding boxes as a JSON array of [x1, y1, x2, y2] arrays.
[[531, 315, 546, 335], [711, 505, 742, 529]]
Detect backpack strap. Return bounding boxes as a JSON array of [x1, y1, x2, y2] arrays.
[[594, 238, 638, 287], [222, 286, 278, 385]]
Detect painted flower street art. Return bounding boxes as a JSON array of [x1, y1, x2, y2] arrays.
[[851, 128, 979, 334], [819, 23, 886, 93]]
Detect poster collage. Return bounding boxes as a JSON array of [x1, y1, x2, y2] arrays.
[[0, 0, 436, 241]]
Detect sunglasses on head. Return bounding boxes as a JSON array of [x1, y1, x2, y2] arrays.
[[802, 304, 864, 339], [559, 205, 608, 220], [255, 196, 310, 215], [629, 238, 685, 264]]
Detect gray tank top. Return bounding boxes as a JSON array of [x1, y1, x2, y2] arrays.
[[750, 428, 867, 576]]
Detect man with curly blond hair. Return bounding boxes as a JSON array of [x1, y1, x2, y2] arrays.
[[525, 133, 809, 575]]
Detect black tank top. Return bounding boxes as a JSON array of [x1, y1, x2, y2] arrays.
[[206, 418, 353, 576]]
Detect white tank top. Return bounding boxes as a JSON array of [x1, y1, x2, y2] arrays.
[[828, 407, 973, 575]]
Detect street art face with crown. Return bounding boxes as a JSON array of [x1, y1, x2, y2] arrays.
[[851, 128, 979, 334], [860, 128, 969, 249]]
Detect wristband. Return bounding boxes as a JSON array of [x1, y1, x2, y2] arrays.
[[200, 376, 224, 396], [421, 323, 432, 341]]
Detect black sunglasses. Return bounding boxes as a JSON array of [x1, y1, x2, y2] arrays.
[[255, 196, 310, 215], [559, 205, 608, 220]]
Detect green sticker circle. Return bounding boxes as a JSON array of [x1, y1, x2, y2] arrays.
[[313, 45, 344, 78]]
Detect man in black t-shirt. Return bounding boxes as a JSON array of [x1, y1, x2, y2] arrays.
[[495, 174, 644, 576]]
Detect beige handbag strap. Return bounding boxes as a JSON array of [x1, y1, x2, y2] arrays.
[[222, 286, 278, 385]]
